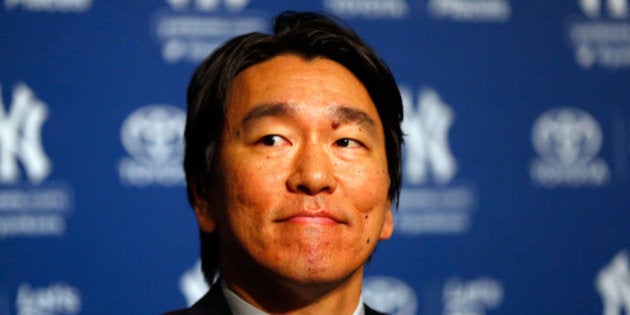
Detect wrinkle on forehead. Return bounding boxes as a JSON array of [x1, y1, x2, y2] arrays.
[[239, 102, 379, 133], [242, 102, 296, 125]]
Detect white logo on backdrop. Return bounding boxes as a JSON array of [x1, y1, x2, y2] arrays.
[[396, 86, 476, 235], [580, 0, 629, 18], [166, 0, 248, 12], [427, 0, 511, 22], [596, 250, 630, 315], [0, 83, 51, 185], [402, 87, 456, 185], [118, 104, 186, 187], [530, 107, 610, 187], [16, 283, 81, 315], [323, 0, 410, 19], [0, 82, 73, 239], [180, 260, 209, 306], [4, 0, 91, 12], [153, 0, 267, 63], [567, 0, 630, 68], [363, 276, 418, 315], [443, 277, 504, 315]]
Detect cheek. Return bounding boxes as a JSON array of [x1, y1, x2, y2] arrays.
[[220, 161, 285, 226], [346, 164, 390, 209], [347, 164, 391, 234], [232, 161, 284, 197]]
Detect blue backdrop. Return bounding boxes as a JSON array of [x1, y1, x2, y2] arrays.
[[1, 1, 629, 314]]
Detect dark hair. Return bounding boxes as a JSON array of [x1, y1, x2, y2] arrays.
[[184, 11, 403, 281]]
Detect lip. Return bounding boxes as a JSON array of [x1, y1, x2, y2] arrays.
[[275, 210, 344, 226]]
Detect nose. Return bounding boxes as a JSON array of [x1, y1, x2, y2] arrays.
[[286, 144, 337, 195]]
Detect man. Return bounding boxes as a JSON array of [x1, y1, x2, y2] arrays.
[[165, 11, 403, 315]]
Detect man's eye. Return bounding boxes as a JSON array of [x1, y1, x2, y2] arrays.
[[258, 135, 286, 146], [335, 138, 362, 148]]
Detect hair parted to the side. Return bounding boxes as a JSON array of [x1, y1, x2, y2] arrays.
[[184, 11, 403, 283]]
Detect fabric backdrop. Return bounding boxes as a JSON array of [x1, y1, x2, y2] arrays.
[[1, 1, 629, 314]]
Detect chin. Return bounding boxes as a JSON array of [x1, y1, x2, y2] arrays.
[[265, 255, 364, 288]]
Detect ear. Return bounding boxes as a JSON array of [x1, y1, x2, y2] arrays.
[[379, 206, 394, 240], [193, 196, 216, 233]]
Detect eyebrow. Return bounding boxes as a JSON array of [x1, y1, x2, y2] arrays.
[[242, 102, 296, 125], [329, 105, 378, 131], [241, 103, 378, 133]]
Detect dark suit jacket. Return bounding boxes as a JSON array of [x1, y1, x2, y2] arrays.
[[163, 284, 386, 315]]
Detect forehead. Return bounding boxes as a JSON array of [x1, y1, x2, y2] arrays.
[[226, 54, 380, 123]]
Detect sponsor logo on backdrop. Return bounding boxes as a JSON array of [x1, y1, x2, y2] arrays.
[[323, 0, 410, 19], [0, 83, 74, 238], [362, 276, 418, 315], [442, 276, 504, 315], [118, 104, 186, 187], [581, 0, 629, 17], [396, 86, 477, 235], [16, 282, 81, 315], [566, 0, 630, 68], [427, 0, 511, 22], [180, 260, 208, 306], [530, 107, 610, 187], [596, 250, 630, 315], [152, 0, 268, 63], [4, 0, 91, 12]]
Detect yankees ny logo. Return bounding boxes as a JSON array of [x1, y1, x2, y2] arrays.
[[0, 83, 51, 184], [597, 251, 630, 315], [400, 87, 456, 185]]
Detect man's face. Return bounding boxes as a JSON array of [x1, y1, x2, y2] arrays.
[[196, 54, 393, 288]]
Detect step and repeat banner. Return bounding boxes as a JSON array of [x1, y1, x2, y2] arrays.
[[1, 1, 629, 314]]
